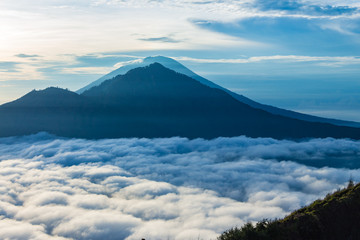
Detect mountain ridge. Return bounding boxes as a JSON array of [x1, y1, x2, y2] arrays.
[[77, 56, 360, 128], [2, 87, 87, 108], [0, 62, 360, 139]]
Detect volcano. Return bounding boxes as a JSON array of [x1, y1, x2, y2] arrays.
[[0, 60, 359, 139], [78, 56, 360, 128]]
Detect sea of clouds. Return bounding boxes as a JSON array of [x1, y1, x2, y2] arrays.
[[0, 133, 360, 240]]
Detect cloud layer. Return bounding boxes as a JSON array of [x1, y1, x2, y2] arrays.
[[0, 133, 359, 239]]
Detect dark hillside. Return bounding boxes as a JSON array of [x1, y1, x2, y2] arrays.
[[218, 182, 360, 240], [1, 87, 86, 108]]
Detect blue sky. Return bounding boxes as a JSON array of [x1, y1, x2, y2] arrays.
[[1, 0, 359, 121]]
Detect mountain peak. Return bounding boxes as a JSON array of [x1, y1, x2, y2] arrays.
[[131, 61, 166, 71], [81, 61, 219, 103], [24, 87, 80, 100], [31, 86, 73, 94], [3, 87, 84, 108], [76, 56, 201, 94], [143, 56, 178, 63]]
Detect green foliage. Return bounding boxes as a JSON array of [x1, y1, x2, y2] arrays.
[[217, 220, 284, 240], [348, 178, 354, 188], [218, 183, 360, 240]]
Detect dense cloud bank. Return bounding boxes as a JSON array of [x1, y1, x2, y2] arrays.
[[0, 133, 359, 239]]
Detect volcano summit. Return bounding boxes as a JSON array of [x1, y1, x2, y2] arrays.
[[0, 57, 359, 139]]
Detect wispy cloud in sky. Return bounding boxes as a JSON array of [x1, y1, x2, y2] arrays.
[[138, 36, 181, 43], [1, 0, 359, 61], [2, 0, 358, 60], [174, 55, 360, 65], [15, 54, 41, 58], [254, 0, 359, 16], [192, 16, 360, 55]]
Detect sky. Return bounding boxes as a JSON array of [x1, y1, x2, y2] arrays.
[[0, 133, 359, 239], [1, 0, 359, 121]]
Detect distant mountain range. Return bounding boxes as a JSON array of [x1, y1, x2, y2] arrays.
[[0, 57, 359, 139]]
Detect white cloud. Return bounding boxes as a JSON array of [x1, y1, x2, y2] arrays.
[[113, 59, 143, 69], [0, 0, 358, 61], [9, 0, 357, 63], [302, 0, 360, 8], [174, 55, 360, 66], [0, 134, 359, 239], [0, 63, 46, 81], [0, 218, 68, 240], [52, 211, 140, 240], [0, 0, 256, 58], [60, 66, 115, 75]]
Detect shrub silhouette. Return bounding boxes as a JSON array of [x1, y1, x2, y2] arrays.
[[218, 183, 360, 240]]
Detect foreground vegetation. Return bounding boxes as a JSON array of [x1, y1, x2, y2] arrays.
[[218, 182, 360, 240]]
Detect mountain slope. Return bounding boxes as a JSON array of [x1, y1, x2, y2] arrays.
[[218, 182, 360, 240], [2, 87, 87, 108], [0, 87, 92, 137], [0, 63, 360, 139], [77, 56, 360, 128], [81, 63, 360, 139], [76, 56, 212, 94]]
